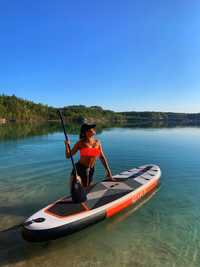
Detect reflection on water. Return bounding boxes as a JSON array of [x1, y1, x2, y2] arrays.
[[1, 120, 200, 141], [0, 122, 112, 141], [106, 186, 161, 229], [0, 123, 60, 140]]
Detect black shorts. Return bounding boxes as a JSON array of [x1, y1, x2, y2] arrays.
[[71, 162, 94, 187]]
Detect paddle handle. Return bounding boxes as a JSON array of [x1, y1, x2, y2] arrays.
[[58, 110, 78, 178]]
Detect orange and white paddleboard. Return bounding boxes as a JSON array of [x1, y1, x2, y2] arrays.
[[22, 164, 161, 242]]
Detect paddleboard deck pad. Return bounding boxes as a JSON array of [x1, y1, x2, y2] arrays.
[[22, 164, 161, 242]]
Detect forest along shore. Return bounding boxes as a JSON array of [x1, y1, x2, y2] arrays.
[[1, 94, 200, 126]]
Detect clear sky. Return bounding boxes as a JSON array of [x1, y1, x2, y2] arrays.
[[0, 0, 200, 112]]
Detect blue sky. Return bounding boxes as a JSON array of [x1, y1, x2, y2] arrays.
[[0, 0, 200, 112]]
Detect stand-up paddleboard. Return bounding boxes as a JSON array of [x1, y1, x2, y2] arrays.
[[22, 164, 161, 242]]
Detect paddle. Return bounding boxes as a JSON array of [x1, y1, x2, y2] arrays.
[[57, 109, 87, 203]]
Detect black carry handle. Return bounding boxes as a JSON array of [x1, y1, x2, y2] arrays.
[[57, 109, 78, 178]]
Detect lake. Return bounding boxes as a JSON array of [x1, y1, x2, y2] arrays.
[[0, 125, 200, 267]]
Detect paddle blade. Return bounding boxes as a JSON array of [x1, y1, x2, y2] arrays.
[[71, 180, 87, 203]]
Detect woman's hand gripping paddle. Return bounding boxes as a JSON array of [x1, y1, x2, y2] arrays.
[[58, 110, 87, 203]]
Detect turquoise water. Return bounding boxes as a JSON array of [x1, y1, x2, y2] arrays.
[[0, 127, 200, 267]]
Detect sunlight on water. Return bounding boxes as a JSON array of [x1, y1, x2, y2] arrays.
[[0, 127, 200, 267]]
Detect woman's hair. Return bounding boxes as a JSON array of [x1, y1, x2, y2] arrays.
[[79, 130, 86, 140], [79, 123, 96, 140]]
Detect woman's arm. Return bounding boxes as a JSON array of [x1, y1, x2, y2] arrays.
[[65, 140, 79, 159], [99, 142, 114, 180]]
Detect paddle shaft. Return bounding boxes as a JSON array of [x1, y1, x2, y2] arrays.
[[58, 110, 78, 178]]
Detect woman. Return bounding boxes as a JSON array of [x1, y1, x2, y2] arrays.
[[65, 123, 114, 188]]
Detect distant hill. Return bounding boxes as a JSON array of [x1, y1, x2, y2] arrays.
[[0, 94, 124, 124], [0, 94, 54, 122], [0, 94, 200, 125], [120, 111, 200, 125]]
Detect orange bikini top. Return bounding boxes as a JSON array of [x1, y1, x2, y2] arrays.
[[80, 147, 101, 157]]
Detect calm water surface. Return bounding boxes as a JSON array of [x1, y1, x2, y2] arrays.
[[0, 126, 200, 267]]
